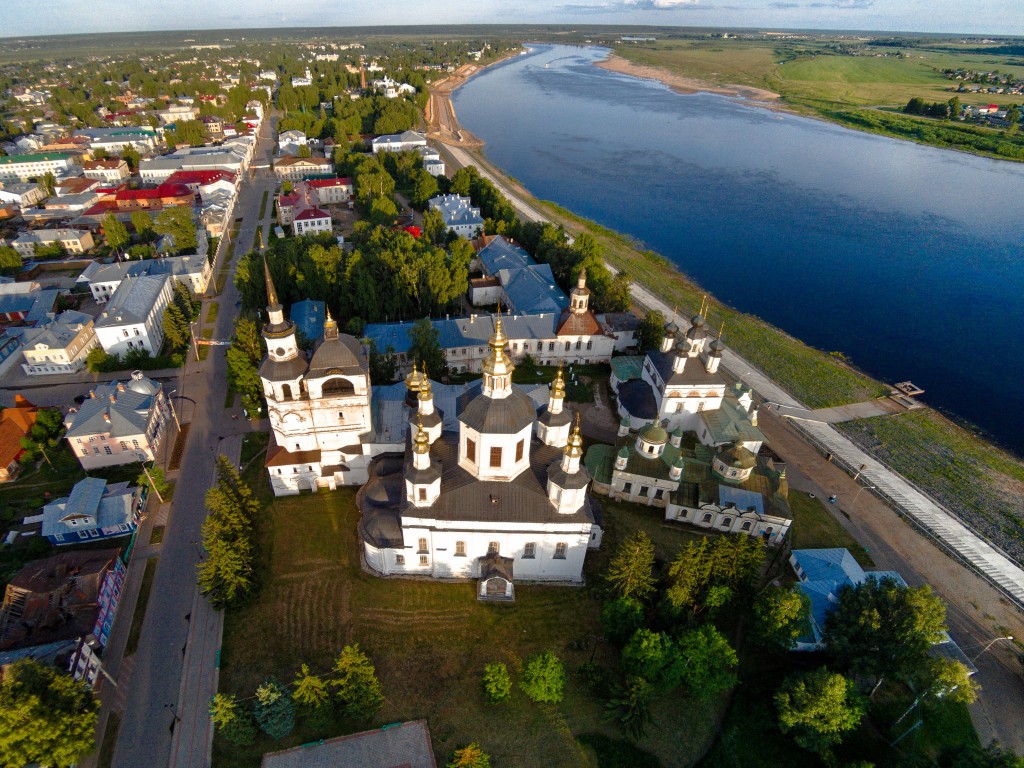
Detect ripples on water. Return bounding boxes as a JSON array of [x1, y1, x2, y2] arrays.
[[454, 45, 1024, 453]]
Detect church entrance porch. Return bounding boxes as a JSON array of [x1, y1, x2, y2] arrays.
[[477, 553, 515, 602]]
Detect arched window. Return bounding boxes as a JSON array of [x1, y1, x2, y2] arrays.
[[721, 517, 732, 527], [322, 377, 355, 396], [488, 541, 500, 554], [702, 513, 712, 523], [455, 541, 466, 557], [281, 383, 292, 399], [741, 521, 752, 531]]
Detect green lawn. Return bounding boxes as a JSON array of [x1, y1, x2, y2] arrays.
[[836, 410, 1024, 563], [787, 491, 873, 567], [258, 191, 269, 221], [215, 477, 720, 767], [206, 301, 220, 325], [124, 557, 158, 656]]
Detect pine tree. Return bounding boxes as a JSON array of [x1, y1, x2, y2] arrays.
[[605, 531, 656, 600], [331, 644, 384, 721], [293, 664, 330, 710], [253, 678, 295, 740]]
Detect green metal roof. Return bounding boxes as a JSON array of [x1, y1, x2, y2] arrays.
[[0, 153, 72, 165]]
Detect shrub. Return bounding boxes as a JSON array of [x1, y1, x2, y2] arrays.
[[519, 651, 566, 704], [482, 662, 511, 704]]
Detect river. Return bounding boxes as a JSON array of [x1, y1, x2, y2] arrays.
[[453, 44, 1024, 455]]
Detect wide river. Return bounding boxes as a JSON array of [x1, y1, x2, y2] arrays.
[[454, 44, 1024, 455]]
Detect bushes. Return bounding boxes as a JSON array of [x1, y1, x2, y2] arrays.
[[482, 662, 512, 704], [519, 650, 567, 704]]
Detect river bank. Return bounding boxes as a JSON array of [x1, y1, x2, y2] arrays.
[[595, 52, 784, 105]]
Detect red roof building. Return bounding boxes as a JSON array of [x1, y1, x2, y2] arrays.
[[115, 183, 195, 211], [165, 169, 237, 192]]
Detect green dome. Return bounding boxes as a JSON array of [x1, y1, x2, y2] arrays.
[[717, 440, 756, 470], [638, 422, 668, 445]]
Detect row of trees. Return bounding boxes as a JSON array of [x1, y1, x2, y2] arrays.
[[102, 207, 195, 258], [225, 318, 267, 418], [210, 644, 384, 745], [481, 651, 568, 706], [236, 229, 472, 324], [162, 280, 200, 353], [17, 407, 64, 468], [197, 456, 261, 608]]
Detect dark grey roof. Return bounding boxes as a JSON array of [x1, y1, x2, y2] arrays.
[[358, 434, 596, 529], [618, 378, 658, 419], [308, 333, 364, 376], [537, 407, 573, 429], [457, 383, 538, 435], [649, 349, 726, 388], [259, 354, 307, 382], [405, 457, 442, 485], [480, 552, 514, 582], [548, 461, 591, 491], [412, 410, 443, 430]]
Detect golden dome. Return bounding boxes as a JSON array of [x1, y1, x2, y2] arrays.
[[551, 363, 566, 397], [565, 412, 584, 458], [417, 377, 433, 401], [404, 360, 425, 392], [481, 310, 514, 380], [413, 414, 430, 454]]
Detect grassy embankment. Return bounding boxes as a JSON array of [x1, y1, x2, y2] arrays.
[[613, 40, 1024, 161], [837, 411, 1024, 562]]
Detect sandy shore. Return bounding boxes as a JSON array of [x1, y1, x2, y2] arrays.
[[596, 53, 783, 105]]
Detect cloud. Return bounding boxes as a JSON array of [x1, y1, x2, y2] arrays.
[[808, 0, 874, 7], [624, 0, 703, 8], [769, 1, 800, 7]]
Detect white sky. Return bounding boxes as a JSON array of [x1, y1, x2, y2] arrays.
[[4, 0, 1021, 37]]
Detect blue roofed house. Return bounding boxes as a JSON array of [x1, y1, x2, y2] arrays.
[[290, 299, 325, 343], [41, 477, 145, 545], [427, 194, 484, 238], [789, 548, 908, 651], [472, 236, 569, 316]]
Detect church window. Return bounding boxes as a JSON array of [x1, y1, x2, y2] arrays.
[[730, 470, 738, 477], [488, 541, 500, 554], [282, 383, 292, 399], [338, 412, 345, 421], [702, 513, 713, 523], [515, 440, 524, 462], [679, 509, 688, 518], [395, 554, 405, 566], [417, 537, 428, 553], [548, 342, 555, 351], [537, 342, 543, 351], [295, 443, 300, 450], [418, 487, 426, 501], [741, 521, 751, 531], [467, 438, 476, 463], [575, 340, 581, 350], [489, 446, 502, 468], [564, 341, 570, 351], [120, 441, 127, 450], [104, 446, 112, 454], [455, 541, 466, 557], [132, 440, 140, 449], [554, 543, 567, 559], [623, 482, 632, 494], [323, 377, 355, 396], [640, 486, 649, 497], [523, 542, 536, 559], [586, 340, 592, 350], [654, 489, 663, 500], [419, 555, 429, 566], [722, 517, 732, 527]]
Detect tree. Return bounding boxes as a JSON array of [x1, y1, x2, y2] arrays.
[[604, 675, 654, 739], [775, 668, 865, 754], [600, 596, 646, 646], [665, 535, 764, 615], [253, 678, 295, 740], [621, 629, 685, 692], [676, 625, 738, 699], [292, 664, 330, 710], [422, 207, 447, 245], [482, 662, 512, 704], [121, 145, 141, 170], [155, 205, 198, 253], [226, 318, 266, 417], [823, 578, 947, 693], [635, 310, 665, 352], [331, 644, 385, 721], [209, 692, 257, 746], [0, 245, 21, 271], [519, 650, 566, 704], [605, 530, 656, 600], [131, 210, 155, 242], [103, 212, 129, 254], [41, 171, 56, 197], [367, 341, 398, 384], [407, 317, 446, 380], [753, 586, 811, 650], [447, 743, 491, 768], [297, 144, 312, 158], [163, 302, 191, 352], [135, 464, 170, 499], [949, 743, 1024, 768], [0, 658, 99, 768]]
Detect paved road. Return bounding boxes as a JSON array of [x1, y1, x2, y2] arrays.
[[110, 112, 278, 768]]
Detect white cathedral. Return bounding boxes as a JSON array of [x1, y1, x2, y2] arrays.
[[259, 261, 603, 594]]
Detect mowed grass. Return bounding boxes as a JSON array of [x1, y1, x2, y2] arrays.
[[536, 199, 887, 409], [216, 470, 721, 767], [836, 410, 1024, 562], [787, 492, 873, 567]]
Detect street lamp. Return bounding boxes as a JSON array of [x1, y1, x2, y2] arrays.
[[971, 635, 1014, 662], [852, 484, 877, 505], [165, 389, 182, 431]]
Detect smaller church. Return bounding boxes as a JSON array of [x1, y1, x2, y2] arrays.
[[587, 306, 791, 544]]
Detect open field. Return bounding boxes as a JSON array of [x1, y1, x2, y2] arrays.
[[215, 440, 724, 768], [536, 199, 888, 410], [613, 39, 1024, 160], [836, 410, 1024, 564], [787, 491, 873, 567]]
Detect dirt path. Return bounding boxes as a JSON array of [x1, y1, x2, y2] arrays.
[[759, 407, 1024, 752]]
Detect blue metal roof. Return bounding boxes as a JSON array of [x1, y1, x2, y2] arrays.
[[791, 548, 865, 585], [478, 237, 568, 316], [290, 299, 325, 342], [718, 485, 765, 516]]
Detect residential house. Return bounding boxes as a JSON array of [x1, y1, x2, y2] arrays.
[[20, 311, 99, 375], [307, 177, 353, 204], [114, 182, 194, 212], [472, 236, 568, 315], [64, 372, 171, 469], [139, 142, 252, 183], [74, 128, 158, 154], [427, 194, 483, 238], [82, 159, 130, 182], [0, 183, 46, 208], [416, 145, 445, 176], [273, 155, 333, 181], [0, 396, 38, 482], [0, 153, 76, 182], [155, 105, 199, 125], [292, 207, 332, 237], [93, 274, 174, 356], [53, 177, 100, 197], [12, 229, 95, 258], [370, 77, 417, 99], [277, 130, 307, 156], [165, 169, 237, 195], [0, 549, 120, 650], [0, 284, 60, 324], [372, 130, 428, 154], [41, 477, 145, 545]]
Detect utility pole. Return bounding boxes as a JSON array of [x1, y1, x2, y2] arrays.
[[142, 463, 164, 504]]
